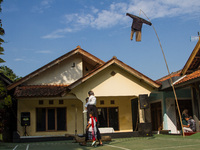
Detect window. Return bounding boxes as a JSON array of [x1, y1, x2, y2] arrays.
[[97, 107, 119, 130], [48, 109, 55, 130], [36, 108, 46, 131], [57, 108, 66, 130], [59, 100, 64, 104], [110, 100, 115, 104], [49, 100, 54, 105], [36, 108, 67, 131], [100, 100, 104, 105], [39, 100, 43, 105]]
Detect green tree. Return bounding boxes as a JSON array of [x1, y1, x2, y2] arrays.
[[0, 65, 21, 81], [0, 0, 5, 63]]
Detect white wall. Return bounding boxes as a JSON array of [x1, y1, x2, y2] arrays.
[[165, 98, 178, 133], [25, 56, 83, 85]]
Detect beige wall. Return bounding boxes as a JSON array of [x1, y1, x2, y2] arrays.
[[72, 65, 155, 130], [17, 97, 83, 136], [25, 56, 83, 85], [72, 65, 154, 100]]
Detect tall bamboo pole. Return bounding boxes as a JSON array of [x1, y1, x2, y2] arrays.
[[139, 9, 185, 136]]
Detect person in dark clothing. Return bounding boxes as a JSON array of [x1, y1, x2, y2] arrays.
[[126, 13, 152, 41], [87, 91, 98, 121]]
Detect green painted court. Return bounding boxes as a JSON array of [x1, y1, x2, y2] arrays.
[[1, 134, 200, 150]]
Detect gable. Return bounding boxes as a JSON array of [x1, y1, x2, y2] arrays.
[[181, 39, 200, 75], [69, 57, 161, 90], [93, 65, 155, 96], [24, 55, 83, 85], [71, 64, 157, 97], [7, 46, 104, 90]]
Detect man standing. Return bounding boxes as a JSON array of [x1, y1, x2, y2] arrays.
[[87, 91, 98, 121]]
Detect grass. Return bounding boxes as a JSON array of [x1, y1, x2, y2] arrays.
[[1, 134, 200, 150]]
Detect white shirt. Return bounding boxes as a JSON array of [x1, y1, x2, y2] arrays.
[[88, 95, 96, 105], [85, 102, 88, 108], [88, 117, 97, 132]]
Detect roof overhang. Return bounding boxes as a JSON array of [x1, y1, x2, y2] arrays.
[[181, 38, 200, 75]]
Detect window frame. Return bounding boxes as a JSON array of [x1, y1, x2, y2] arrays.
[[36, 107, 67, 132]]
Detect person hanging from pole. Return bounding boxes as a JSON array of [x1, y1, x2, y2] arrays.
[[126, 13, 152, 41]]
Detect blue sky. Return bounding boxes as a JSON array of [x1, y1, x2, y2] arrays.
[[1, 0, 200, 80]]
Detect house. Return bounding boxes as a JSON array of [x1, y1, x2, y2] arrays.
[[7, 46, 160, 138], [149, 38, 200, 134]]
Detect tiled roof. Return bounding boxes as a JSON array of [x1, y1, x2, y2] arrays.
[[175, 70, 200, 85], [157, 70, 181, 82], [14, 85, 68, 97]]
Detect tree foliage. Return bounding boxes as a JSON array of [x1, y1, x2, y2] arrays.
[[0, 65, 21, 81]]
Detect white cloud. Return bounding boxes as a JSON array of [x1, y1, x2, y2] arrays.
[[32, 0, 54, 13], [127, 0, 200, 19], [14, 58, 24, 61], [41, 27, 77, 39], [91, 6, 99, 14], [42, 0, 200, 39], [36, 50, 52, 54]]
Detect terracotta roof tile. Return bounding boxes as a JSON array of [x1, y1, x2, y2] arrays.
[[14, 85, 68, 97], [157, 71, 181, 82], [175, 70, 200, 85]]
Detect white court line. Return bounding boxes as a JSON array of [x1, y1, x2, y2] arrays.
[[143, 144, 200, 150], [106, 144, 131, 150], [26, 144, 30, 150], [13, 145, 18, 150]]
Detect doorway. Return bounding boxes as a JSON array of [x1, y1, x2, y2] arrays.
[[151, 102, 162, 131], [131, 98, 138, 131], [97, 107, 119, 130], [176, 99, 193, 130]]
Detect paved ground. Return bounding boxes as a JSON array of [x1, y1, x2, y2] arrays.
[[1, 134, 200, 150]]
